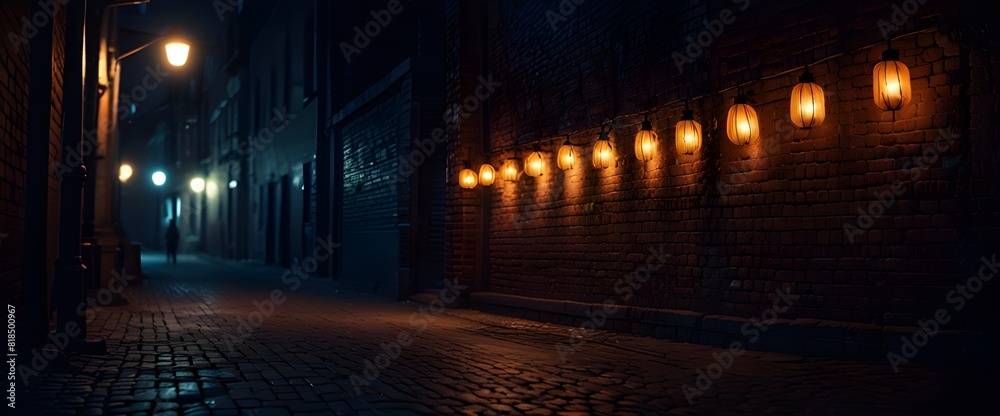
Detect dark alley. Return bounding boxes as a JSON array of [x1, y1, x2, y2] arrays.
[[3, 0, 1000, 414], [17, 255, 993, 415]]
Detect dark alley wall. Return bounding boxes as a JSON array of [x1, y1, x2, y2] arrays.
[[457, 0, 1000, 331], [1, 1, 65, 317]]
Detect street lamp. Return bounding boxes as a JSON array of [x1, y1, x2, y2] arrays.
[[190, 177, 206, 193], [119, 164, 133, 182], [164, 41, 191, 66], [151, 171, 167, 186], [117, 35, 190, 67]]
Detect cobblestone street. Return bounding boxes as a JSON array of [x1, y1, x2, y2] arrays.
[[18, 255, 993, 415]]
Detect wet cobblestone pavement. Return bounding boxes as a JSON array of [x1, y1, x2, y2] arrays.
[[18, 255, 993, 415]]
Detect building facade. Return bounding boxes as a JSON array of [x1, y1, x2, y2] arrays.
[[446, 0, 999, 359]]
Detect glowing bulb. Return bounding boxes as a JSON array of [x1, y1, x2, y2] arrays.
[[164, 41, 190, 67], [118, 164, 133, 182], [190, 177, 205, 193], [151, 171, 167, 186]]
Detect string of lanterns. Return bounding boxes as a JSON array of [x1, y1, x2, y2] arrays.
[[458, 36, 916, 189]]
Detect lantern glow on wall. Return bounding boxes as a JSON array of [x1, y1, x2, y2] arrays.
[[790, 66, 825, 128], [726, 91, 760, 145], [675, 106, 702, 155], [557, 137, 576, 170], [479, 164, 496, 186], [592, 126, 615, 168], [501, 158, 520, 181], [460, 33, 928, 191], [524, 145, 544, 177], [634, 114, 657, 161], [873, 44, 911, 111]]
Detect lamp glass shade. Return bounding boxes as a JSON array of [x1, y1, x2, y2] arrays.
[[873, 58, 911, 111], [524, 151, 544, 177], [675, 117, 702, 155], [501, 159, 520, 181], [592, 132, 615, 169], [459, 168, 478, 189], [634, 122, 657, 161], [478, 164, 496, 186], [790, 81, 826, 128], [726, 102, 760, 145], [557, 142, 575, 170], [165, 42, 190, 67]]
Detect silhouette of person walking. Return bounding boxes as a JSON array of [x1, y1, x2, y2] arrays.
[[166, 218, 180, 265]]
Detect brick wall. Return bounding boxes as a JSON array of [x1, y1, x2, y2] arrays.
[[0, 0, 32, 306], [444, 0, 486, 293], [463, 0, 999, 330]]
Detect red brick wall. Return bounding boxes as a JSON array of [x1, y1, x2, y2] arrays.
[[458, 0, 999, 329], [444, 0, 486, 293]]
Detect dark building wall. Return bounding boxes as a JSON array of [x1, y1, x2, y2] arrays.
[[452, 0, 999, 333], [1, 1, 66, 314], [0, 0, 33, 306], [327, 0, 447, 298]]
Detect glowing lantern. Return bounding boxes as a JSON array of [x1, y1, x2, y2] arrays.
[[634, 114, 657, 161], [524, 145, 544, 177], [726, 92, 760, 146], [592, 126, 615, 169], [478, 164, 496, 186], [557, 137, 576, 170], [873, 44, 911, 111], [458, 168, 478, 189], [790, 66, 825, 128], [675, 106, 702, 155], [501, 158, 520, 181]]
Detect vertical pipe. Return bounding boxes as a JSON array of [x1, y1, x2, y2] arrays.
[[53, 0, 91, 348]]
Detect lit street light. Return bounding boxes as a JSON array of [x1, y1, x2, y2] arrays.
[[190, 177, 206, 193], [119, 164, 133, 182], [164, 41, 191, 66], [152, 171, 167, 186]]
